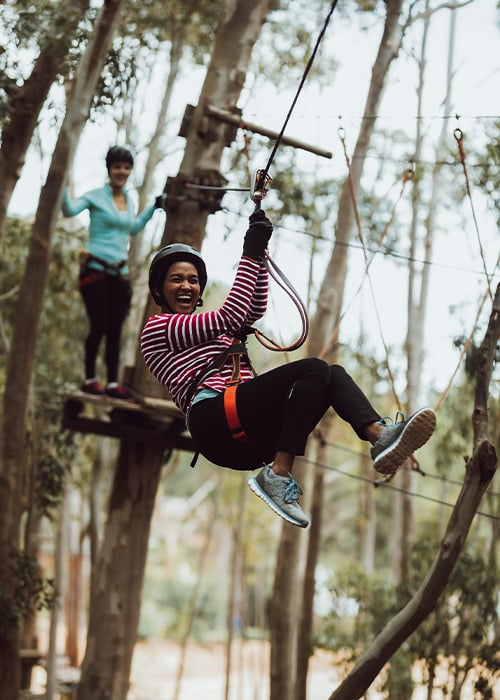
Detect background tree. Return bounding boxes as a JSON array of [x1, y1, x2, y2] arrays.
[[75, 3, 271, 698], [0, 1, 126, 696], [0, 0, 92, 247]]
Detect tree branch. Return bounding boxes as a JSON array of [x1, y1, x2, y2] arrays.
[[329, 284, 499, 700]]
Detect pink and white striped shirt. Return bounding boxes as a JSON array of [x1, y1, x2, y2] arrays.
[[140, 256, 268, 413]]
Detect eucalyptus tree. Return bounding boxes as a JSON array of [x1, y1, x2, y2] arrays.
[[75, 3, 272, 698], [0, 0, 93, 247], [0, 1, 126, 696]]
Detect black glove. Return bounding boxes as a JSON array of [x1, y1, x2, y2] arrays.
[[155, 193, 167, 209], [242, 209, 273, 261]]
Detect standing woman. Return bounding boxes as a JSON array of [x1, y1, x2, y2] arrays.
[[62, 146, 163, 399], [141, 211, 436, 528]]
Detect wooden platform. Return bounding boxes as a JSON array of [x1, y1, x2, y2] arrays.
[[62, 391, 195, 451]]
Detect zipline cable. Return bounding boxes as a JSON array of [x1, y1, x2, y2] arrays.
[[255, 0, 339, 192], [454, 127, 496, 299], [247, 0, 338, 351]]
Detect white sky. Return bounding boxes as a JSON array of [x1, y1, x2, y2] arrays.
[[8, 0, 500, 402]]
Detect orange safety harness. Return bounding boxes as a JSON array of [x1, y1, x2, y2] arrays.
[[187, 329, 255, 459]]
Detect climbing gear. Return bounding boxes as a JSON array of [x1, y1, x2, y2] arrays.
[[184, 330, 256, 408], [250, 169, 273, 205], [79, 250, 127, 276], [370, 407, 436, 475], [223, 385, 249, 445], [258, 252, 309, 352], [148, 243, 207, 306], [248, 465, 309, 528]]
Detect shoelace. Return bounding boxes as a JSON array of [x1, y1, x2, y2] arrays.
[[283, 473, 303, 503], [378, 410, 405, 427]]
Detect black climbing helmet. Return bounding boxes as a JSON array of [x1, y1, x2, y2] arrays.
[[105, 145, 134, 170], [148, 243, 207, 307]]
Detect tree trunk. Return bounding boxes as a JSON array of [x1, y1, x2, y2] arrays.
[[328, 285, 499, 700], [276, 2, 407, 697], [295, 440, 326, 700], [0, 3, 124, 698], [76, 443, 164, 700], [78, 3, 270, 698], [0, 0, 90, 248], [270, 520, 301, 700]]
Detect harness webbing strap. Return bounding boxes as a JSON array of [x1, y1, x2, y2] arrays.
[[223, 385, 250, 444]]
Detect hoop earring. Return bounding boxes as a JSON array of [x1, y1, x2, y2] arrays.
[[196, 298, 203, 307]]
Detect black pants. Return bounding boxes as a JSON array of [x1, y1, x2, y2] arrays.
[[79, 269, 132, 383], [188, 358, 381, 471]]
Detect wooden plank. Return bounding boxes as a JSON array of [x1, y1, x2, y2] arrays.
[[62, 415, 195, 451], [62, 391, 184, 420]]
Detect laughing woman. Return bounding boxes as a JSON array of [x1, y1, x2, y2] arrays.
[[141, 210, 436, 528]]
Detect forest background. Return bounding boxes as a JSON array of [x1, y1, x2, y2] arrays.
[[0, 1, 499, 700]]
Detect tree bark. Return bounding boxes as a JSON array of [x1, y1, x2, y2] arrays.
[[78, 3, 270, 698], [0, 0, 90, 248], [328, 284, 499, 700], [0, 3, 124, 698], [288, 1, 407, 696], [77, 442, 165, 699]]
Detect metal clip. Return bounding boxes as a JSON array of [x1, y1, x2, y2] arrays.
[[250, 169, 272, 204]]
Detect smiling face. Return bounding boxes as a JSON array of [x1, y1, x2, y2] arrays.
[[108, 161, 133, 189], [162, 261, 201, 314]]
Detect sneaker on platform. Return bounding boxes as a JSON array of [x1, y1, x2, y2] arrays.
[[370, 407, 436, 475], [81, 379, 105, 395], [105, 384, 132, 400], [248, 465, 309, 528]]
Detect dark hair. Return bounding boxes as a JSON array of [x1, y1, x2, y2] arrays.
[[105, 146, 134, 170], [149, 243, 207, 307]]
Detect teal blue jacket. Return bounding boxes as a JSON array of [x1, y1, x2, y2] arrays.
[[62, 184, 156, 273]]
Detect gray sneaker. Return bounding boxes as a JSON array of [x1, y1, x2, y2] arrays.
[[248, 466, 309, 528], [370, 407, 436, 475]]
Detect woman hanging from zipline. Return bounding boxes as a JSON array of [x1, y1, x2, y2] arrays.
[[140, 210, 436, 528]]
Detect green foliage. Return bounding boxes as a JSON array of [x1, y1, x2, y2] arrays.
[[405, 537, 499, 698], [317, 531, 499, 697], [0, 0, 94, 125], [0, 553, 55, 632], [1, 217, 88, 517]]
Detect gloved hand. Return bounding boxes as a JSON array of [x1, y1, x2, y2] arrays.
[[242, 209, 273, 261], [155, 193, 167, 209]]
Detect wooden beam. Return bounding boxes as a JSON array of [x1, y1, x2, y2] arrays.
[[205, 104, 333, 159], [62, 415, 195, 451]]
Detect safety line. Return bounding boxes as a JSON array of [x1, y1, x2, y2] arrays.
[[454, 127, 495, 300], [221, 206, 499, 279], [319, 127, 403, 411], [433, 256, 499, 413], [257, 0, 338, 187], [299, 454, 500, 523]]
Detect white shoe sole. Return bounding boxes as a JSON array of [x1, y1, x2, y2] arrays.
[[373, 408, 436, 475], [248, 476, 309, 528]]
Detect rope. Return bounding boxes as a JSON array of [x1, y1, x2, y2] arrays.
[[248, 1, 338, 351], [253, 251, 309, 351], [255, 0, 338, 193], [454, 127, 495, 300], [433, 254, 499, 413], [319, 127, 403, 410]]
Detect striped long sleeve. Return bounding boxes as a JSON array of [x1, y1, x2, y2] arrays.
[[141, 256, 268, 413]]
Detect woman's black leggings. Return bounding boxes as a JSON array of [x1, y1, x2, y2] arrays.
[[188, 358, 381, 471], [79, 270, 132, 383]]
